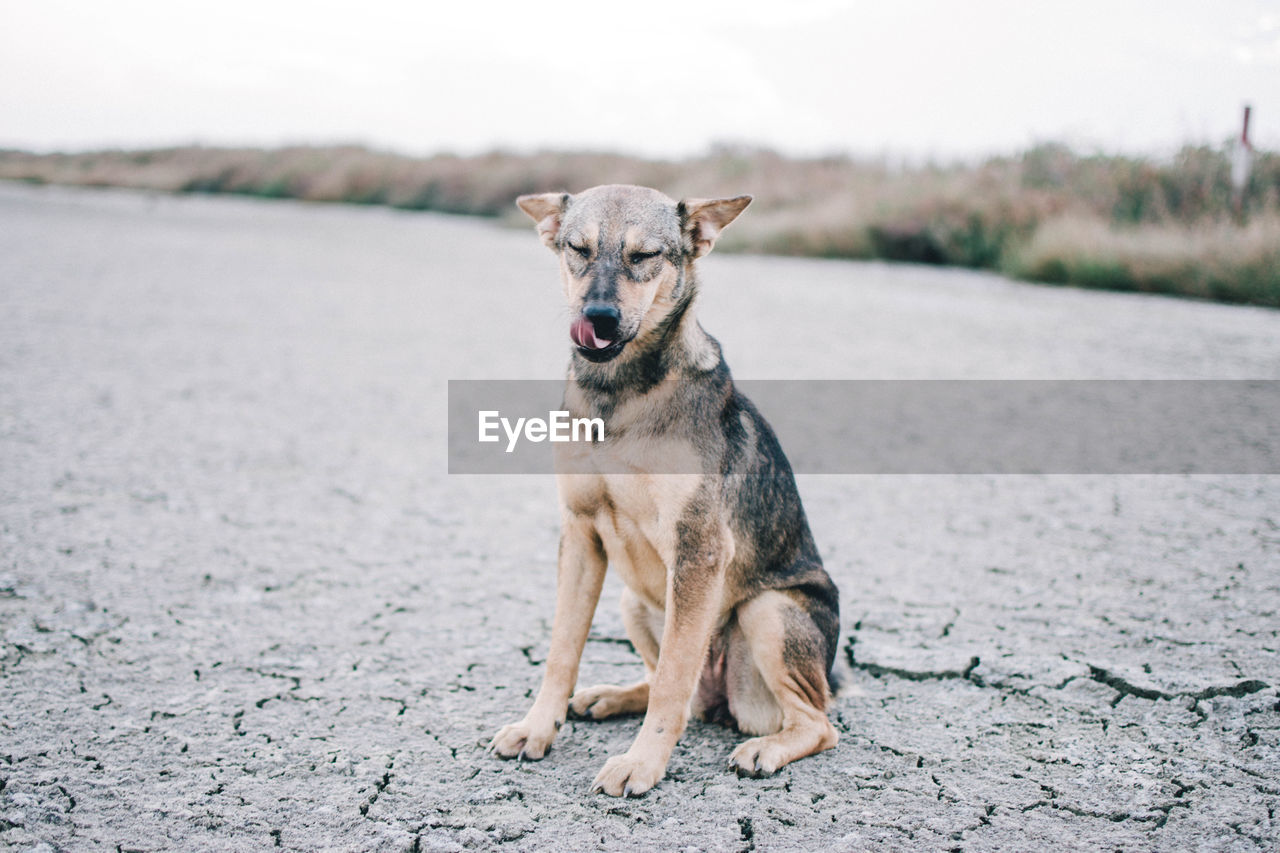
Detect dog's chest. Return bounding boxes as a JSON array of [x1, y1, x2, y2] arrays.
[[556, 395, 707, 609], [590, 473, 701, 611]]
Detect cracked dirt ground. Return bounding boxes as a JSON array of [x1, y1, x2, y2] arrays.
[[1, 184, 1278, 851]]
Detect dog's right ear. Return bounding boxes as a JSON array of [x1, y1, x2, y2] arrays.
[[516, 192, 570, 250]]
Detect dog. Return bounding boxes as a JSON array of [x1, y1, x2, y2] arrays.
[[489, 185, 840, 797]]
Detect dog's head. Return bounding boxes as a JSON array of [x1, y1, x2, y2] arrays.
[[516, 184, 750, 363]]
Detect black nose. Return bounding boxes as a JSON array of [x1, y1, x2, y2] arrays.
[[583, 304, 621, 339]]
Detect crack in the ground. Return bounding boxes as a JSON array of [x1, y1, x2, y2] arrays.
[[359, 755, 396, 817], [1152, 799, 1193, 830], [939, 609, 959, 639], [947, 803, 997, 844], [843, 630, 1273, 720], [1228, 820, 1271, 847], [254, 692, 321, 710], [68, 617, 129, 647], [1021, 799, 1156, 824], [861, 736, 926, 767], [1010, 782, 1194, 833], [1084, 664, 1270, 710], [425, 729, 458, 759], [247, 668, 303, 691], [587, 635, 636, 650], [845, 635, 980, 684]]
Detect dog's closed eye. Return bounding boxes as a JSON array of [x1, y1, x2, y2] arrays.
[[568, 242, 591, 258], [629, 250, 660, 264]]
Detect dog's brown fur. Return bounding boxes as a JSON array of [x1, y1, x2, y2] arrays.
[[490, 185, 840, 797]]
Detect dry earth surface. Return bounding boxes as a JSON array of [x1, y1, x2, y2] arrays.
[[1, 183, 1278, 851]]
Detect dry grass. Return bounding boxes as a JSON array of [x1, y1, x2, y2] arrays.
[[1006, 214, 1280, 305], [2, 143, 1277, 306]]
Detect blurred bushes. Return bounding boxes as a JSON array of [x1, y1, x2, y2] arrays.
[[2, 142, 1277, 306], [1006, 214, 1280, 305]]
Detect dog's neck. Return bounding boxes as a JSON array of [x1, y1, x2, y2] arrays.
[[569, 267, 721, 398]]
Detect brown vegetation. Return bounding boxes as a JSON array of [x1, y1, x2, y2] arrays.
[[2, 143, 1277, 306]]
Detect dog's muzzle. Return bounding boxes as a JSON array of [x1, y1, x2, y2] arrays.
[[572, 305, 625, 360], [571, 315, 614, 350]]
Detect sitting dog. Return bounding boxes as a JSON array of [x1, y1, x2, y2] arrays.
[[490, 185, 840, 797]]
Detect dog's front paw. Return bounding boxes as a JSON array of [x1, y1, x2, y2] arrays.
[[590, 751, 666, 797], [489, 717, 558, 761]]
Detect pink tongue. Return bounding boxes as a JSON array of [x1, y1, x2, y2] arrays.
[[571, 316, 613, 349]]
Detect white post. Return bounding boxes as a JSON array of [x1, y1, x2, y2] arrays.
[[1231, 105, 1254, 219]]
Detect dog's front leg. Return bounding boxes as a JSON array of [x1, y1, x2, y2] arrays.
[[491, 514, 606, 760], [592, 541, 727, 797]]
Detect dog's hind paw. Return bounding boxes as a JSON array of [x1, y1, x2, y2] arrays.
[[490, 717, 558, 761], [728, 737, 786, 778], [569, 682, 649, 721]]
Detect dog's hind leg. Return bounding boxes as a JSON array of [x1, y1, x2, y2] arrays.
[[569, 588, 660, 720], [726, 589, 838, 777]]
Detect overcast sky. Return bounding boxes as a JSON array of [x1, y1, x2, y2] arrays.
[[3, 0, 1277, 159]]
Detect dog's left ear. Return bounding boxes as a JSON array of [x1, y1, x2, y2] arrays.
[[516, 192, 570, 250], [680, 195, 752, 259]]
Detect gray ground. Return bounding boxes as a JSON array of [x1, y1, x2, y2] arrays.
[[1, 183, 1277, 852]]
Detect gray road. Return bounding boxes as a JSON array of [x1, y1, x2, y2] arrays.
[[1, 183, 1278, 852]]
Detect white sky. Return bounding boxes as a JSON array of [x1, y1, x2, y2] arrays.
[[2, 0, 1278, 159]]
